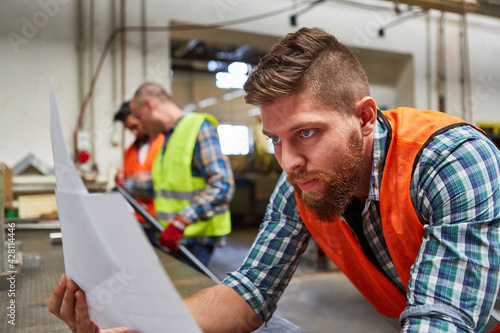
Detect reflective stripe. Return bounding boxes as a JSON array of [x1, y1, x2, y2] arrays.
[[156, 189, 203, 201], [157, 212, 176, 222]]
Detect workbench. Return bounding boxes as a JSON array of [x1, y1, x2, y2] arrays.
[[0, 228, 303, 332]]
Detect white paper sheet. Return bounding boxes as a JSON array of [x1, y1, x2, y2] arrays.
[[49, 82, 202, 332]]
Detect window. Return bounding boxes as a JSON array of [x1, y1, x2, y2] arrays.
[[217, 124, 250, 155], [214, 62, 250, 89]]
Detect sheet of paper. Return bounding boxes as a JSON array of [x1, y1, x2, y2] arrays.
[[49, 83, 202, 332], [49, 82, 88, 195]]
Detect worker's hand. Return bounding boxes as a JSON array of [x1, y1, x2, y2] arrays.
[[49, 273, 137, 333], [115, 168, 124, 186], [159, 215, 190, 253], [129, 172, 152, 182]]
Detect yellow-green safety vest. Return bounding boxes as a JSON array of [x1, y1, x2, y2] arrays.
[[152, 112, 231, 238]]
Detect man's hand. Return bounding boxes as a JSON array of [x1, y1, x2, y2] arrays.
[[129, 172, 152, 182], [115, 168, 124, 186], [49, 273, 137, 333], [159, 215, 189, 252]]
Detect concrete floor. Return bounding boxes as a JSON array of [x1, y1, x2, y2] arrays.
[[207, 227, 398, 333]]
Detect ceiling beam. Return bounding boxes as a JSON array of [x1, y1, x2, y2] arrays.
[[381, 0, 500, 18]]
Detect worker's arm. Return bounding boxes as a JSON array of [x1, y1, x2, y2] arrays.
[[122, 173, 154, 199], [185, 284, 262, 333], [220, 173, 311, 323], [401, 127, 500, 332], [49, 274, 259, 332], [50, 173, 308, 331]]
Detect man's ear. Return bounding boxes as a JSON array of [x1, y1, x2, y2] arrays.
[[144, 97, 157, 113], [356, 97, 377, 136]]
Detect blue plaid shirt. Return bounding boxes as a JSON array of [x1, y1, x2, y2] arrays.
[[223, 115, 500, 332], [124, 113, 235, 247]]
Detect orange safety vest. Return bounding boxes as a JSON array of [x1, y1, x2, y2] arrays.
[[123, 134, 164, 223], [297, 108, 494, 324]]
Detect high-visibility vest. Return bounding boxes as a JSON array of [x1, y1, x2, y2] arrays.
[[152, 112, 231, 238], [297, 107, 500, 331], [123, 134, 164, 223]]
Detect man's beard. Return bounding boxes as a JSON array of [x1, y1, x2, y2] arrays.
[[287, 128, 365, 222], [135, 134, 150, 145]]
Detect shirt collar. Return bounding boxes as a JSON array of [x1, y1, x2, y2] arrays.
[[367, 113, 389, 203]]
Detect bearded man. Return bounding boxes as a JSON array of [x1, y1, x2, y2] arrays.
[[51, 27, 500, 333]]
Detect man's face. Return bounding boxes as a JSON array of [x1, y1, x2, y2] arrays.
[[261, 94, 365, 221], [123, 115, 148, 141]]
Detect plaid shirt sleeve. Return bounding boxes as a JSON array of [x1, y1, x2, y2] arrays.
[[402, 126, 500, 332], [222, 172, 311, 323], [122, 177, 154, 199], [179, 120, 235, 223]]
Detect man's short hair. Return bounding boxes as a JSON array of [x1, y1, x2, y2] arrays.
[[244, 27, 370, 114], [133, 82, 173, 106], [114, 101, 131, 122]]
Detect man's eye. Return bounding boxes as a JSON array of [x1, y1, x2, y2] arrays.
[[270, 136, 281, 144], [300, 129, 315, 138]]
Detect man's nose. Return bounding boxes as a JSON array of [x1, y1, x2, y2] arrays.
[[280, 144, 305, 174]]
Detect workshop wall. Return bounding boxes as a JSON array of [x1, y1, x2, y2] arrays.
[[0, 0, 499, 182]]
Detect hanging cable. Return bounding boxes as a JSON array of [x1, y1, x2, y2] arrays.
[[290, 0, 326, 27], [73, 0, 319, 157], [378, 9, 427, 37], [326, 0, 395, 11], [461, 0, 472, 122]]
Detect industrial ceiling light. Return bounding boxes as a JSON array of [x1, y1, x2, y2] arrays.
[[216, 61, 250, 89], [228, 61, 249, 75]]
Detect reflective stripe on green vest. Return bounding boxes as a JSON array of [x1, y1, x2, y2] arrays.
[[152, 112, 231, 238]]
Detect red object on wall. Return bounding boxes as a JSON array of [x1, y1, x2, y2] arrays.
[[77, 150, 90, 163]]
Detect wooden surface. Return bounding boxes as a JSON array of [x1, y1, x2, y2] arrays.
[[154, 247, 216, 298], [0, 228, 303, 332]]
